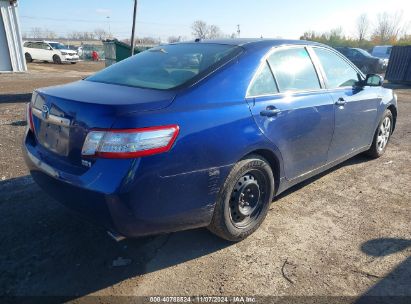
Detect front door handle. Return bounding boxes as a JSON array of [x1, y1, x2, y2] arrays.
[[260, 106, 281, 117], [335, 97, 347, 106]]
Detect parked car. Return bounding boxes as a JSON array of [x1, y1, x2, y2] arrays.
[[335, 47, 385, 73], [371, 45, 392, 66], [23, 41, 79, 64], [23, 39, 397, 241]]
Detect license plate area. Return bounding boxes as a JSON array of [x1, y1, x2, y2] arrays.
[[37, 121, 70, 156]]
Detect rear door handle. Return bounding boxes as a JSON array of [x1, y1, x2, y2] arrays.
[[260, 106, 281, 117], [335, 97, 347, 106]]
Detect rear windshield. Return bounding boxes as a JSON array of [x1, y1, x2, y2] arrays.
[[87, 43, 241, 90]]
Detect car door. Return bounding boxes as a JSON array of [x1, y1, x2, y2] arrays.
[[311, 47, 381, 162], [28, 42, 41, 60], [247, 46, 335, 180], [39, 42, 52, 61]]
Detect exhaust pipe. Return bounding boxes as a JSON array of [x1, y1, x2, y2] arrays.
[[107, 231, 126, 242]]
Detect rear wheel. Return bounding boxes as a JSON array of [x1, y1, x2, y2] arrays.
[[208, 155, 274, 241], [366, 109, 393, 158], [25, 53, 32, 63], [53, 55, 62, 64], [71, 62, 77, 64]]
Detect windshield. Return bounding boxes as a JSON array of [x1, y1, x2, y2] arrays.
[[86, 43, 241, 90], [372, 47, 392, 59], [49, 43, 67, 50], [355, 48, 373, 58]]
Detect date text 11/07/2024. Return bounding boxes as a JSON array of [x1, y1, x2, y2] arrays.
[[149, 296, 257, 303]]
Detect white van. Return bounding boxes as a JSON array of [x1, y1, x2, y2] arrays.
[[23, 41, 79, 64]]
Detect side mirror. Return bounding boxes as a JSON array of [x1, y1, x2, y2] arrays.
[[365, 74, 384, 87], [47, 47, 52, 50]]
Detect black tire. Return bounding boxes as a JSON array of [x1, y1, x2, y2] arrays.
[[53, 55, 62, 64], [366, 109, 393, 158], [25, 53, 32, 63], [70, 62, 77, 64], [208, 155, 274, 242]]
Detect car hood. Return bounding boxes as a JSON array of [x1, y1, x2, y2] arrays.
[[60, 49, 77, 54]]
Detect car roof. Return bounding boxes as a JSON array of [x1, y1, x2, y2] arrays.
[[173, 38, 327, 49], [24, 40, 59, 43]]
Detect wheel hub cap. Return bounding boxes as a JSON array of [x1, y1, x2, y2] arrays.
[[377, 117, 391, 151], [232, 175, 260, 217]]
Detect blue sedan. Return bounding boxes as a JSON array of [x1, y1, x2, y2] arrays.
[[23, 39, 398, 241]]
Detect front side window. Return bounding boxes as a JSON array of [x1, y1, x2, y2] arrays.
[[41, 43, 51, 50], [314, 48, 359, 89], [87, 43, 241, 90], [248, 61, 278, 96], [268, 47, 321, 92]]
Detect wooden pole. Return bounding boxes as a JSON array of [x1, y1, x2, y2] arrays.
[[130, 0, 138, 55]]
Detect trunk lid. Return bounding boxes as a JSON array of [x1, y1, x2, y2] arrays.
[[31, 80, 176, 169]]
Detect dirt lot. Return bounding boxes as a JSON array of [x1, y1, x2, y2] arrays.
[[0, 62, 410, 302]]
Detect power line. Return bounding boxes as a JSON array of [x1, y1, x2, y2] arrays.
[[20, 15, 239, 28], [20, 15, 189, 27]]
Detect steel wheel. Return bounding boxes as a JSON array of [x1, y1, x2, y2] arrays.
[[377, 116, 391, 152], [229, 170, 269, 229], [208, 155, 274, 241]]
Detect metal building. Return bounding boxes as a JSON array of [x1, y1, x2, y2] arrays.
[[0, 0, 26, 72], [385, 46, 411, 83]]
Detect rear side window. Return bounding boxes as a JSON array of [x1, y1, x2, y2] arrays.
[[248, 61, 278, 96], [268, 48, 321, 92], [87, 43, 241, 90], [33, 43, 44, 49], [314, 48, 359, 89]]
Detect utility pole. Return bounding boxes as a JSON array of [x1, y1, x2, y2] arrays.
[[106, 16, 111, 38], [237, 24, 241, 38], [130, 0, 138, 55]]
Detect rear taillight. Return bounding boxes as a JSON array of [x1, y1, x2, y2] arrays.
[[27, 91, 39, 132], [81, 125, 180, 159], [26, 102, 35, 132]]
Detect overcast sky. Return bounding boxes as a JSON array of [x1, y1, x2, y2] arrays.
[[18, 0, 411, 41]]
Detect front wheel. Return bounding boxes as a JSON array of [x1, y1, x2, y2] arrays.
[[53, 55, 62, 64], [366, 109, 393, 158], [208, 155, 274, 241]]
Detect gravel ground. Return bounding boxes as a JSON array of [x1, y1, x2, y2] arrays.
[[0, 62, 410, 303]]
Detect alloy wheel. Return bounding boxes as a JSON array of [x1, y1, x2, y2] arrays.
[[377, 116, 391, 152]]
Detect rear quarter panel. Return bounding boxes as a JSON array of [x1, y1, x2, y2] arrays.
[[110, 47, 285, 224]]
